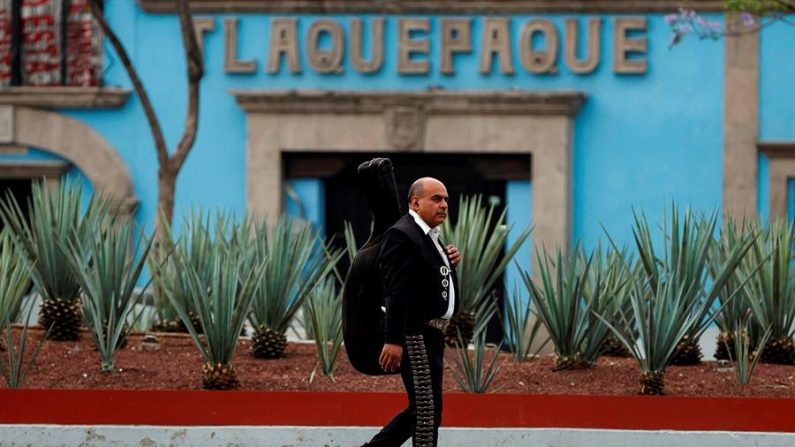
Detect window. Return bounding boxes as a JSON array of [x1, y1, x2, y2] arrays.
[[0, 0, 103, 87]]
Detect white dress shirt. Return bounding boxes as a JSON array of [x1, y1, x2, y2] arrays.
[[408, 210, 455, 319]]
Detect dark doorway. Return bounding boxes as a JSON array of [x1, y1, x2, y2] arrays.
[[284, 152, 531, 343], [285, 152, 530, 248], [0, 178, 34, 232]]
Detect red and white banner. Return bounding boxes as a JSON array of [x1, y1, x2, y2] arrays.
[[21, 0, 62, 86], [66, 0, 100, 86], [0, 0, 12, 87]]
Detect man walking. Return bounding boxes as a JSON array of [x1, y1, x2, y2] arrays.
[[361, 177, 460, 447]]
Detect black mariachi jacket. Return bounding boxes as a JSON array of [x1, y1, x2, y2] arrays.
[[380, 214, 460, 345]]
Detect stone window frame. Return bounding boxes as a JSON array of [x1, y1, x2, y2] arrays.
[[759, 142, 795, 220], [234, 89, 584, 260]]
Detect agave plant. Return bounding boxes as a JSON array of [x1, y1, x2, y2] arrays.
[[447, 329, 503, 393], [0, 230, 31, 329], [440, 195, 532, 346], [598, 207, 757, 395], [149, 211, 232, 333], [521, 246, 612, 370], [0, 309, 48, 388], [170, 226, 266, 390], [710, 219, 756, 361], [248, 217, 342, 359], [0, 180, 110, 341], [301, 221, 358, 341], [742, 219, 795, 364], [147, 242, 185, 333], [723, 312, 772, 386], [304, 276, 344, 380], [589, 245, 636, 358], [62, 215, 152, 373], [500, 282, 546, 362]]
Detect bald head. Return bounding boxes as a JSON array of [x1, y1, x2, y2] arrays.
[[408, 177, 449, 227], [407, 177, 443, 203]]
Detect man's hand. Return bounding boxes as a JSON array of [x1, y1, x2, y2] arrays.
[[446, 244, 461, 267], [379, 343, 403, 372]]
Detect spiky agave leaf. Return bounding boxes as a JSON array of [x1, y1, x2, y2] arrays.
[[301, 220, 358, 341], [442, 196, 532, 332], [499, 282, 546, 362], [521, 246, 611, 370], [596, 206, 758, 394], [740, 219, 795, 364], [171, 229, 266, 389], [62, 215, 153, 372], [0, 308, 48, 388], [709, 218, 755, 360], [447, 329, 503, 393], [587, 245, 636, 357], [147, 231, 181, 329], [723, 313, 772, 386], [249, 217, 342, 341], [441, 196, 531, 338], [305, 276, 344, 379], [150, 210, 244, 333], [0, 230, 31, 326]]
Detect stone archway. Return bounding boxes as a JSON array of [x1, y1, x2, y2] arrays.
[[0, 105, 137, 214]]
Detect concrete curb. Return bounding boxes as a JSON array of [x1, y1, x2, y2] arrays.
[[1, 425, 795, 447]]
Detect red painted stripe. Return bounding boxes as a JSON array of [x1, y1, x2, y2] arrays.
[[0, 390, 794, 432]]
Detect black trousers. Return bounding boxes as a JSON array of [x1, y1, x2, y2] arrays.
[[364, 326, 444, 447]]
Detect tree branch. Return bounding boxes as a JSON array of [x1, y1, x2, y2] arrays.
[[773, 0, 795, 12], [88, 0, 169, 168], [168, 0, 204, 173]]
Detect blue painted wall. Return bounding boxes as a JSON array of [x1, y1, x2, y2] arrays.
[[12, 8, 733, 285], [789, 178, 795, 222], [505, 180, 532, 294], [758, 20, 795, 221], [760, 21, 795, 142], [284, 179, 325, 234]]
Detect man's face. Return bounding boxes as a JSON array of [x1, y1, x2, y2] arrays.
[[410, 180, 449, 228]]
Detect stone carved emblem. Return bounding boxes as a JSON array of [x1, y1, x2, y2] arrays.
[[385, 106, 425, 151]]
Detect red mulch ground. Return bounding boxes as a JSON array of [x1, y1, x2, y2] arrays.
[[5, 328, 795, 397]]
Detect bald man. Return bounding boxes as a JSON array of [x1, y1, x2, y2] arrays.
[[361, 177, 461, 447]]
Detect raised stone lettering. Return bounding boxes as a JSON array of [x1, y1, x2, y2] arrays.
[[307, 19, 344, 74], [480, 18, 514, 75], [351, 18, 384, 74], [398, 19, 430, 75], [564, 18, 601, 74], [224, 17, 257, 74], [520, 19, 558, 74], [441, 18, 472, 75], [613, 17, 647, 74], [267, 19, 301, 74], [192, 17, 215, 59]]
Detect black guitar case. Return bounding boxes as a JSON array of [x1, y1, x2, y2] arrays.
[[342, 158, 403, 375]]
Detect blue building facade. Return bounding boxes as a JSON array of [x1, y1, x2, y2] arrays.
[[0, 1, 792, 287]]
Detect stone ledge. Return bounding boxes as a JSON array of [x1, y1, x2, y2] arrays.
[[758, 141, 795, 159], [0, 161, 71, 179], [0, 87, 131, 109], [141, 0, 723, 14], [233, 90, 586, 116]]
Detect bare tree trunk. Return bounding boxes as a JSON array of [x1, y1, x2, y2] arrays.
[[88, 0, 203, 240], [158, 165, 177, 230]]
